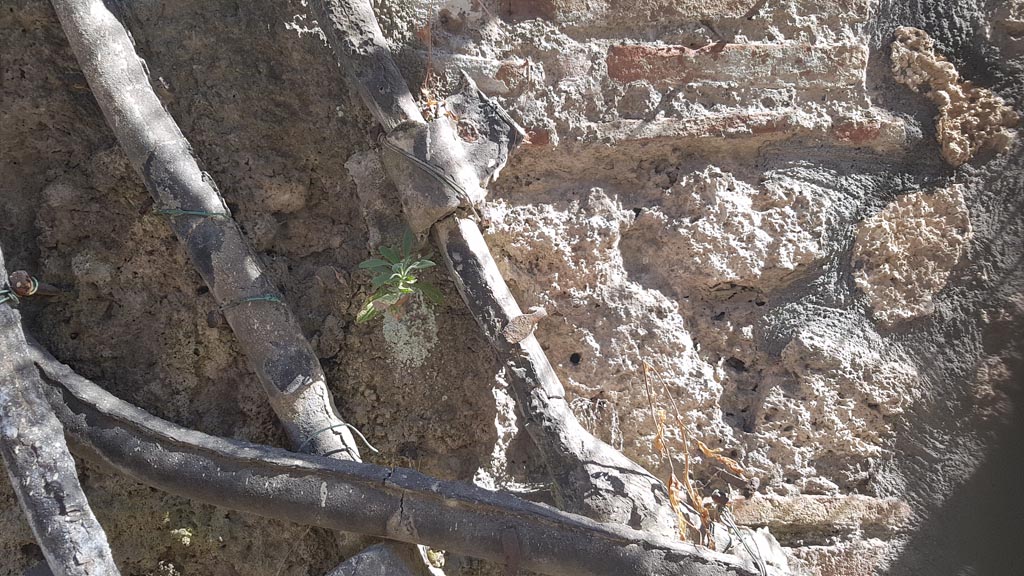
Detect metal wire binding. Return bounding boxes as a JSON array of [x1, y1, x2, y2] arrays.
[[378, 129, 480, 217], [218, 295, 284, 311], [297, 422, 380, 455], [0, 289, 19, 306], [154, 208, 229, 219], [23, 276, 39, 296], [721, 508, 768, 576]]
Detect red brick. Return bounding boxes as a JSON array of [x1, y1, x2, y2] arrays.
[[525, 127, 551, 146], [697, 111, 793, 137], [830, 118, 883, 145]]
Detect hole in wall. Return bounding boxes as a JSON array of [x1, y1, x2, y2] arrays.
[[725, 357, 749, 372], [20, 543, 42, 559]]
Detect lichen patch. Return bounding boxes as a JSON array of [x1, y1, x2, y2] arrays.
[[381, 298, 439, 369]]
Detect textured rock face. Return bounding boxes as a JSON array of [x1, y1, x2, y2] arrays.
[[625, 166, 829, 291], [891, 26, 1019, 166], [992, 1, 1024, 58], [426, 0, 905, 152], [1, 1, 1023, 576], [853, 185, 972, 327], [774, 313, 921, 484], [731, 494, 913, 541]]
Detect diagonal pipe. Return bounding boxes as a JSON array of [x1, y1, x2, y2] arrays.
[[48, 0, 361, 462], [306, 0, 677, 535]]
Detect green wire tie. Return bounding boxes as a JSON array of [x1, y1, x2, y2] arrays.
[[0, 289, 19, 306], [23, 276, 39, 296], [154, 208, 229, 219], [218, 294, 283, 311]]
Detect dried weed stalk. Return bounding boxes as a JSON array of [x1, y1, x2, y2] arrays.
[[641, 360, 701, 542], [641, 359, 757, 550]]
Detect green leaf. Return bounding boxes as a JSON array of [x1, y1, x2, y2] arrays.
[[408, 259, 436, 271], [358, 258, 391, 270], [402, 229, 415, 257], [371, 273, 393, 289], [380, 245, 401, 264], [376, 292, 402, 307], [418, 282, 443, 304], [356, 307, 379, 324], [356, 298, 382, 323]]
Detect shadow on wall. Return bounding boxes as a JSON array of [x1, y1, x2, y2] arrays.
[[887, 359, 1024, 575]]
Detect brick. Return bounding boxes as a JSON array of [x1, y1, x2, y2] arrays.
[[830, 118, 883, 145], [731, 494, 912, 539], [596, 110, 797, 144], [606, 42, 867, 90], [502, 1, 871, 25], [525, 127, 552, 146], [680, 111, 794, 137], [791, 540, 894, 576]]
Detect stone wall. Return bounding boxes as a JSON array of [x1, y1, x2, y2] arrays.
[[1, 1, 1021, 575]]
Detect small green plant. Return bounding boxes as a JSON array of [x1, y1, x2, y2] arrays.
[[356, 230, 442, 323]]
